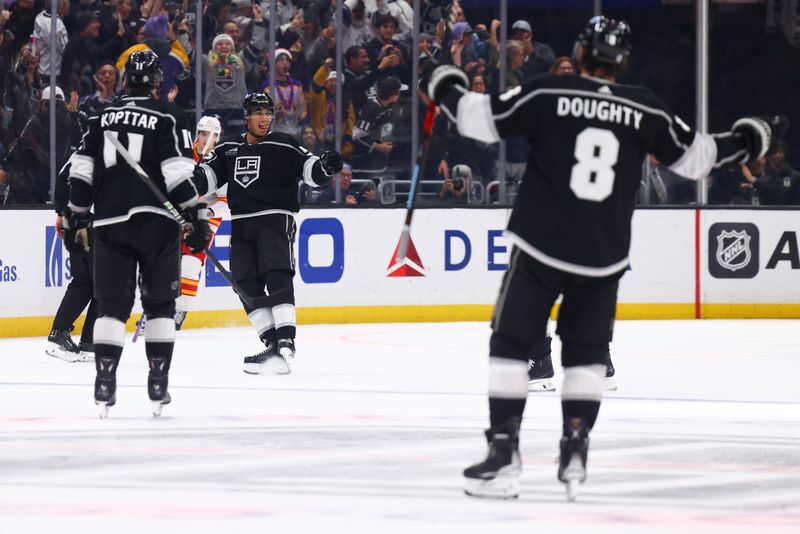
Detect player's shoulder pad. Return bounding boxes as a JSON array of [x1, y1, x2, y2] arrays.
[[266, 131, 303, 149]]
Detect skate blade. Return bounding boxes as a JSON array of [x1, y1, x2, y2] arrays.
[[46, 345, 81, 363], [560, 454, 586, 501], [464, 473, 520, 499], [528, 378, 556, 392], [243, 354, 291, 375], [604, 377, 618, 391], [96, 401, 110, 419], [79, 352, 95, 362]]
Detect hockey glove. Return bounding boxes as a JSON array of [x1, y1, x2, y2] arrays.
[[732, 116, 773, 161], [181, 203, 212, 254], [427, 65, 469, 105], [320, 150, 344, 176], [62, 207, 92, 256]]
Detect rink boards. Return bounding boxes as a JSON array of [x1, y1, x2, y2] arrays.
[[1, 208, 799, 336]]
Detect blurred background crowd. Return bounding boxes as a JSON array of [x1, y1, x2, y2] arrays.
[[0, 0, 799, 207]]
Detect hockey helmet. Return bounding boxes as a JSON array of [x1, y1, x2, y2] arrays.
[[575, 16, 631, 66], [196, 115, 222, 137], [242, 92, 275, 118], [125, 50, 163, 90]]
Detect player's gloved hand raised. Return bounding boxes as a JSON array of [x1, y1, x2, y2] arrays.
[[62, 207, 92, 256], [732, 116, 776, 161], [427, 65, 469, 105], [320, 150, 343, 176], [181, 203, 212, 254]]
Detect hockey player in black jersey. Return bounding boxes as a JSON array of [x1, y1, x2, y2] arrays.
[[427, 16, 781, 500], [64, 50, 210, 418], [193, 92, 342, 375]]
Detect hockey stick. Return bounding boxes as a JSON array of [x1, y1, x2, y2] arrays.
[[104, 132, 286, 310], [395, 102, 437, 262]]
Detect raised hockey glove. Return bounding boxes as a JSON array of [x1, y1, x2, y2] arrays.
[[732, 116, 773, 161], [319, 150, 344, 176], [427, 65, 469, 105], [181, 203, 212, 254], [62, 207, 92, 256]]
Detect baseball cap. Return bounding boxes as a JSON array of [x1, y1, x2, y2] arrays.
[[41, 86, 65, 101], [512, 20, 532, 34]]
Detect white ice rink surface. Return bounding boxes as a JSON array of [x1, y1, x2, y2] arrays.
[[1, 320, 799, 533]]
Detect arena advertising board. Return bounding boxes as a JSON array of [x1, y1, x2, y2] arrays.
[[0, 208, 798, 334]]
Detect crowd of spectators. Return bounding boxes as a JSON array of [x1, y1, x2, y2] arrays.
[[0, 0, 796, 206]]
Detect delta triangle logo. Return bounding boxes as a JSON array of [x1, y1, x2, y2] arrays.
[[387, 237, 426, 277]]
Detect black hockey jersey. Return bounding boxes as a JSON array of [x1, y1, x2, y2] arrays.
[[68, 96, 198, 226], [441, 74, 749, 277], [196, 131, 330, 219]]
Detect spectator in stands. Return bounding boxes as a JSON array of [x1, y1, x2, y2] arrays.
[[222, 2, 266, 78], [117, 14, 189, 102], [33, 0, 69, 80], [261, 0, 296, 30], [316, 163, 375, 204], [310, 59, 355, 159], [306, 21, 336, 78], [202, 0, 233, 53], [363, 13, 408, 82], [343, 44, 399, 111], [551, 56, 576, 76], [510, 19, 555, 79], [748, 141, 800, 205], [435, 162, 468, 203], [316, 163, 357, 204], [341, 0, 374, 51], [418, 31, 442, 64], [3, 41, 42, 146], [737, 157, 767, 205], [77, 61, 118, 134], [268, 29, 309, 89], [375, 0, 412, 43], [61, 10, 125, 96], [1, 86, 79, 204], [486, 39, 525, 92], [447, 21, 478, 71], [260, 48, 307, 139], [4, 0, 37, 55], [351, 75, 401, 179], [203, 33, 248, 136], [301, 125, 321, 153], [99, 0, 135, 49]]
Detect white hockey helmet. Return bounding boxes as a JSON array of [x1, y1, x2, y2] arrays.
[[196, 115, 222, 137]]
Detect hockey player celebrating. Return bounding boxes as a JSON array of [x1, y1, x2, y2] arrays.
[[193, 93, 342, 374], [64, 50, 210, 418], [175, 115, 226, 330], [426, 16, 782, 500]]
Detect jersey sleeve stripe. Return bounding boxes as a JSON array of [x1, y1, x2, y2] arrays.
[[162, 157, 196, 191], [70, 154, 95, 185], [302, 156, 321, 186], [666, 132, 717, 181], [199, 163, 219, 196], [455, 90, 501, 144]]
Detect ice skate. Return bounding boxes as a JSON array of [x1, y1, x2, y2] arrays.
[[604, 356, 618, 391], [78, 341, 95, 362], [463, 418, 521, 499], [174, 311, 187, 331], [277, 338, 295, 361], [94, 378, 117, 419], [528, 354, 556, 392], [558, 418, 590, 502], [148, 357, 171, 417], [45, 328, 82, 362], [243, 341, 290, 375], [95, 357, 118, 418]]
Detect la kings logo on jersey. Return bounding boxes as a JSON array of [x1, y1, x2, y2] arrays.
[[708, 223, 759, 278], [234, 156, 261, 188]]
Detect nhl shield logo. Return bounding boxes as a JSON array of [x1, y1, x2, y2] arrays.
[[234, 156, 260, 188], [708, 223, 759, 279], [716, 230, 751, 272]]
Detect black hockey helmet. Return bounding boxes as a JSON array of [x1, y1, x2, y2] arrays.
[[125, 50, 163, 90], [243, 92, 275, 118], [575, 15, 631, 66]]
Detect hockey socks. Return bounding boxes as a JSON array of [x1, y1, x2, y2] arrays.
[[487, 357, 528, 427]]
